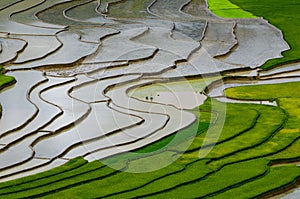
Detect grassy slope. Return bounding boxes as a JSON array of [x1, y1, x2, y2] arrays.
[[1, 96, 300, 198], [229, 0, 300, 69], [0, 67, 15, 90], [226, 82, 300, 100], [217, 82, 300, 197], [0, 75, 14, 89], [207, 0, 256, 18], [212, 165, 300, 199]]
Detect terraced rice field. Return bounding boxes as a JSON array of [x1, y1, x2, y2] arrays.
[[0, 0, 299, 198]]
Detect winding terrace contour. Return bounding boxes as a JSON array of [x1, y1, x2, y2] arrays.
[[0, 0, 299, 198]]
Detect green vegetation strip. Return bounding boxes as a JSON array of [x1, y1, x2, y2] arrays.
[[135, 159, 269, 199], [229, 0, 300, 69], [0, 161, 116, 198], [0, 67, 15, 90], [0, 158, 87, 190], [1, 85, 300, 198], [206, 105, 286, 169], [225, 82, 300, 100], [103, 160, 212, 199], [43, 158, 205, 198], [212, 165, 300, 199], [170, 100, 260, 153], [214, 83, 300, 169], [207, 0, 256, 18]]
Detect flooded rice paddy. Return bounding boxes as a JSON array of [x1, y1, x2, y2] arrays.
[[0, 2, 299, 197]]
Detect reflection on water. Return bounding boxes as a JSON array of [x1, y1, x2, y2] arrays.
[[107, 0, 156, 19], [149, 0, 191, 18], [0, 0, 23, 10], [65, 0, 110, 23], [37, 0, 104, 26], [280, 188, 300, 199], [0, 71, 44, 135], [10, 0, 68, 29], [146, 91, 207, 109], [0, 37, 26, 64], [182, 0, 209, 17], [97, 0, 123, 14], [0, 0, 297, 188]]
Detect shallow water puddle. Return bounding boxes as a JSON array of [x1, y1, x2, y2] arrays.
[[10, 0, 68, 29], [221, 21, 289, 68], [11, 35, 61, 64], [64, 0, 110, 23], [0, 37, 26, 64], [71, 74, 140, 103], [0, 0, 295, 188], [0, 132, 48, 170], [201, 21, 237, 57], [149, 0, 191, 18], [40, 76, 89, 132], [0, 76, 69, 145], [107, 0, 156, 19], [34, 102, 143, 159], [147, 91, 207, 109], [83, 79, 197, 160], [83, 26, 157, 64], [0, 0, 60, 35], [10, 31, 99, 70], [0, 71, 44, 135], [134, 26, 199, 59]]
